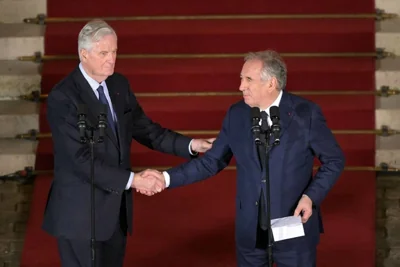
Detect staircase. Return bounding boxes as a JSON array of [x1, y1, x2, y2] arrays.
[[0, 1, 399, 267], [375, 1, 400, 265], [0, 3, 44, 266]]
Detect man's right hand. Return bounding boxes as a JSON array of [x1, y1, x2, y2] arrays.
[[131, 169, 165, 196]]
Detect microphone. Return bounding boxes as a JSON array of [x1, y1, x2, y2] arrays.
[[251, 107, 262, 145], [269, 106, 281, 146], [98, 104, 108, 143], [77, 104, 87, 143]]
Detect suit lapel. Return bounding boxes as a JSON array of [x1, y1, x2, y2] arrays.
[[74, 68, 120, 151], [278, 91, 295, 139]]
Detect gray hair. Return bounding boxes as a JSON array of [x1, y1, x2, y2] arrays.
[[78, 20, 117, 59], [244, 50, 287, 90]]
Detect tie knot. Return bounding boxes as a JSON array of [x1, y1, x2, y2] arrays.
[[260, 111, 269, 131], [260, 111, 269, 121], [97, 85, 104, 94]]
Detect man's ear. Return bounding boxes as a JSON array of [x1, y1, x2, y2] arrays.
[[80, 49, 88, 62], [267, 77, 278, 92]]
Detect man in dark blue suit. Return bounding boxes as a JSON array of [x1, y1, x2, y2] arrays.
[[43, 19, 215, 267], [143, 50, 345, 266]]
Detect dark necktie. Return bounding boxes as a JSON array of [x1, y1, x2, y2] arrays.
[[97, 85, 117, 137], [261, 111, 269, 133], [258, 111, 270, 231]]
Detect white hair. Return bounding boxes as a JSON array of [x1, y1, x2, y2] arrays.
[[78, 19, 117, 60], [244, 50, 287, 91]]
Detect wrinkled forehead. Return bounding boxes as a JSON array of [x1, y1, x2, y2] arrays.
[[241, 60, 263, 78]]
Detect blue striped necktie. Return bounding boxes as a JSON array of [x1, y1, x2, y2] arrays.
[[97, 85, 117, 137]]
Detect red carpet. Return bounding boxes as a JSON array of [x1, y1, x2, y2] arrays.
[[44, 19, 375, 54], [41, 58, 375, 93], [20, 172, 375, 267], [47, 0, 375, 17], [20, 1, 376, 266]]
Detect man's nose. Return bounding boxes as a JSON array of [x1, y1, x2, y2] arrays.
[[107, 53, 116, 63], [239, 81, 246, 91]]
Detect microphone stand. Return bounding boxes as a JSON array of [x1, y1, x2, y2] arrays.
[[78, 105, 107, 267], [264, 107, 280, 267], [251, 106, 280, 267], [265, 129, 275, 267]]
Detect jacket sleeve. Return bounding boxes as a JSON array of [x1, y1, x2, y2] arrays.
[[127, 87, 194, 159], [304, 104, 346, 206], [166, 107, 233, 188]]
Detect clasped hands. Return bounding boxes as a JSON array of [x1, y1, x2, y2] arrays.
[[131, 138, 216, 196], [131, 169, 166, 196]]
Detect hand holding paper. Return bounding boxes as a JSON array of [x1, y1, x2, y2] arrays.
[[271, 215, 305, 242], [294, 194, 313, 223]]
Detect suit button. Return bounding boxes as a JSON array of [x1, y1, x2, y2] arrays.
[[119, 161, 122, 165], [255, 202, 258, 206]]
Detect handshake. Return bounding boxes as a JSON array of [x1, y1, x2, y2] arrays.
[[131, 169, 166, 196], [129, 138, 216, 196]]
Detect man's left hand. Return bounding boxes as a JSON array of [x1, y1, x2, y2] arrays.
[[294, 195, 313, 223], [191, 138, 216, 153]]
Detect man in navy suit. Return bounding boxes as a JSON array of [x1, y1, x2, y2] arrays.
[[142, 50, 345, 266], [43, 19, 215, 267]]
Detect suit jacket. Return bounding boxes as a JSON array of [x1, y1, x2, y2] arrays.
[[42, 67, 194, 241], [166, 91, 345, 251]]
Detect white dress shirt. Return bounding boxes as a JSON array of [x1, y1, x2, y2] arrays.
[[261, 89, 283, 126]]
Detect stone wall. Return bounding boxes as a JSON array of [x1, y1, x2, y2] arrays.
[[0, 181, 33, 267]]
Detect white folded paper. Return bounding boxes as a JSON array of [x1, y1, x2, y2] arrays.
[[270, 215, 305, 242]]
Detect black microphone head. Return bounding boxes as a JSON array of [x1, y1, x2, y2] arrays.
[[99, 104, 108, 116], [269, 106, 280, 119], [251, 107, 261, 119], [77, 104, 87, 115]]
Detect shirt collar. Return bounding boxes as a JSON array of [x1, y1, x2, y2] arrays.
[[261, 90, 283, 114], [79, 63, 106, 92]]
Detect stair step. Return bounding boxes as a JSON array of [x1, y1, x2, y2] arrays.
[[376, 35, 400, 56], [0, 139, 37, 175], [376, 149, 400, 169], [0, 24, 44, 60], [376, 18, 400, 33], [0, 0, 46, 24], [377, 135, 400, 150], [376, 0, 400, 19], [0, 101, 39, 138], [0, 60, 41, 99], [44, 19, 374, 55], [46, 1, 376, 18], [376, 109, 400, 130], [34, 136, 374, 170], [42, 58, 376, 94], [376, 94, 400, 110], [376, 58, 400, 71], [0, 24, 44, 38], [376, 16, 400, 55], [376, 69, 400, 89]]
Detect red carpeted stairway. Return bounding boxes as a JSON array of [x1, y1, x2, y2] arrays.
[[20, 1, 376, 266]]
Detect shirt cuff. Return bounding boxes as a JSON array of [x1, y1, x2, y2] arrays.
[[125, 172, 134, 190], [163, 171, 170, 188], [188, 139, 198, 156]]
